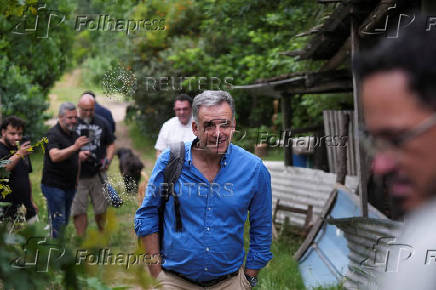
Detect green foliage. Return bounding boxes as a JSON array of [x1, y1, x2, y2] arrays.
[[0, 57, 49, 139], [0, 222, 82, 289], [0, 0, 75, 138], [118, 0, 350, 135]]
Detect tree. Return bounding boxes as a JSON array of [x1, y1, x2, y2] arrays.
[[0, 0, 75, 138]]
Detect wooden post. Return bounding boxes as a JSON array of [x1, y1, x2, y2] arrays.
[[281, 93, 293, 166], [351, 13, 369, 217], [336, 113, 349, 184]]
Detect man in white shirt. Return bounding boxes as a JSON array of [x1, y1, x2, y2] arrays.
[[155, 94, 196, 158]]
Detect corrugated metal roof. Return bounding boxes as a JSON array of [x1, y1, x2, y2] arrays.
[[296, 188, 385, 289], [264, 161, 359, 227], [329, 217, 402, 290]]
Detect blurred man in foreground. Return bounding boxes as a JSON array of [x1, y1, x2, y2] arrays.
[[356, 17, 436, 290]]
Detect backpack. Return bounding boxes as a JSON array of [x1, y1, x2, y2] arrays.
[[158, 142, 185, 247]]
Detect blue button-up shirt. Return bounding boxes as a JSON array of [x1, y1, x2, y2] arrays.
[[135, 141, 272, 282]]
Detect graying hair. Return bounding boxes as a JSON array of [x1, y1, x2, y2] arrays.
[[58, 102, 76, 117], [192, 90, 235, 123]]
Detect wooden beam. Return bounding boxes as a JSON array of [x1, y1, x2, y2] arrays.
[[351, 13, 368, 217], [294, 189, 338, 260], [321, 36, 351, 71], [336, 113, 349, 184], [281, 93, 293, 167], [278, 50, 306, 57], [286, 81, 353, 94]]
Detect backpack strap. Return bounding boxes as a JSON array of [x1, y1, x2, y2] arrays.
[[158, 142, 185, 246]]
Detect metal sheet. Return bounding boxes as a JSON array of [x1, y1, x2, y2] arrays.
[[297, 188, 386, 289], [329, 217, 402, 290], [265, 161, 359, 227]]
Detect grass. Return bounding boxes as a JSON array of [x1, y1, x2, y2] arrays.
[[126, 121, 157, 164], [47, 71, 105, 116]]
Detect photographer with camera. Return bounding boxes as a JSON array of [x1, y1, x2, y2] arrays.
[[41, 102, 89, 238], [0, 116, 37, 222], [72, 93, 115, 236]]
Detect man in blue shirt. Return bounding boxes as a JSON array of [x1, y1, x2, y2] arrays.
[[135, 90, 272, 289]]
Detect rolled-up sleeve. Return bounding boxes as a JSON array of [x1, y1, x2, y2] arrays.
[[245, 162, 273, 269], [134, 151, 169, 237]]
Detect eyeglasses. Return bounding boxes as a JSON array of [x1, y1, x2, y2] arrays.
[[361, 113, 436, 155], [174, 108, 190, 112], [203, 119, 234, 133]]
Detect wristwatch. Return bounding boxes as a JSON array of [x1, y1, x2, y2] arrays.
[[244, 274, 258, 287]]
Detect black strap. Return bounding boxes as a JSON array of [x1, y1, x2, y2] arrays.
[[158, 142, 185, 247]]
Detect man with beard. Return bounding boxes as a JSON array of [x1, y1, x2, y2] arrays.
[[0, 116, 36, 221], [41, 102, 89, 238], [72, 93, 115, 236], [136, 91, 272, 289], [356, 17, 436, 290]]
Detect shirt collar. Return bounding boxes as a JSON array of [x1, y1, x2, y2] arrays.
[[178, 116, 192, 128], [187, 138, 232, 167]]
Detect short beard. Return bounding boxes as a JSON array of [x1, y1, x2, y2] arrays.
[[82, 117, 92, 124], [4, 137, 17, 148], [66, 124, 77, 132]]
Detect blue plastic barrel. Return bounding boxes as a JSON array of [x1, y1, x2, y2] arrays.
[[293, 154, 308, 168]]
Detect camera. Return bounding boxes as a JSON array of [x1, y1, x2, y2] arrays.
[[80, 128, 90, 138], [21, 135, 31, 143]]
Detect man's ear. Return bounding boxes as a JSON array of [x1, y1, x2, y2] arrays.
[[192, 121, 199, 137]]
